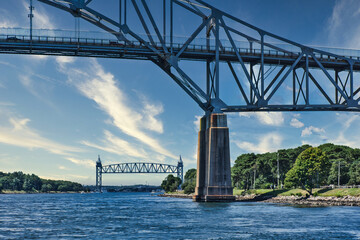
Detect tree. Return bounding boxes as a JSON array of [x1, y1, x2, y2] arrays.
[[181, 168, 196, 194], [41, 184, 53, 193], [0, 177, 11, 190], [349, 161, 360, 185], [161, 174, 181, 193], [319, 143, 354, 185], [232, 153, 257, 190], [284, 147, 330, 195], [23, 178, 34, 192]]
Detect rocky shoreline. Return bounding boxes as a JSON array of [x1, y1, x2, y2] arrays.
[[263, 195, 360, 206], [159, 193, 360, 206]]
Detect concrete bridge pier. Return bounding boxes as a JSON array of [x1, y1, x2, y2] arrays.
[[193, 113, 235, 202]]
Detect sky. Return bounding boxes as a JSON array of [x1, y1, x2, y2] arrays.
[[1, 0, 360, 186]]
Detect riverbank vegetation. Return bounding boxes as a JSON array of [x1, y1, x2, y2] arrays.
[[233, 188, 360, 197], [232, 143, 360, 194], [181, 168, 196, 194], [160, 174, 182, 192], [0, 171, 87, 193], [161, 143, 360, 196]]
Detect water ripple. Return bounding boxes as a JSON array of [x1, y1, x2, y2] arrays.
[[0, 192, 359, 239]]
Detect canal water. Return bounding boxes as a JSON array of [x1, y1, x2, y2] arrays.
[[0, 192, 359, 239]]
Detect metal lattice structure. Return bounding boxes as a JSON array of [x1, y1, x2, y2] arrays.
[[95, 156, 183, 192], [0, 0, 360, 113]]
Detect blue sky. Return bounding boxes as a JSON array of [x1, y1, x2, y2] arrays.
[[1, 0, 360, 186]]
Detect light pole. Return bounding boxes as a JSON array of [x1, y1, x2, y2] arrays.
[[277, 151, 280, 189], [28, 0, 34, 41]]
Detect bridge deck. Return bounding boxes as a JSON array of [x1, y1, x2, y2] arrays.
[[1, 33, 359, 71]]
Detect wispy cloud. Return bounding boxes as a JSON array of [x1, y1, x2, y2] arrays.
[[326, 0, 360, 48], [65, 157, 94, 169], [21, 0, 56, 29], [0, 9, 18, 28], [0, 114, 81, 156], [81, 130, 147, 158], [239, 112, 284, 126], [18, 74, 57, 109], [58, 59, 176, 159], [141, 101, 164, 134], [58, 165, 69, 170], [234, 132, 283, 153]]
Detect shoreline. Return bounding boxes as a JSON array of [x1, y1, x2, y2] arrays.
[[159, 193, 360, 206], [0, 191, 87, 194]]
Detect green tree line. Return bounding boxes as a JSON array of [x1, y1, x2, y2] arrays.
[[0, 171, 85, 193], [232, 143, 360, 192]]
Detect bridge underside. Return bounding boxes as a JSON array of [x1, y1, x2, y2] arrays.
[[1, 37, 360, 113]]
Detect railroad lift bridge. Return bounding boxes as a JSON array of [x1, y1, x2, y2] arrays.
[[1, 0, 360, 201], [96, 155, 183, 193]]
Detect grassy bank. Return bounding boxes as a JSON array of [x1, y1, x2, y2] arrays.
[[234, 188, 360, 197], [159, 188, 360, 198]]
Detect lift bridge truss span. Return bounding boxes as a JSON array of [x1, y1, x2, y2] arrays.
[[102, 162, 181, 174], [96, 157, 184, 192], [1, 0, 360, 113]]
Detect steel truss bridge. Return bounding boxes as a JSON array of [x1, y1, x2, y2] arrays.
[[2, 0, 360, 200], [1, 0, 360, 113], [96, 156, 183, 192]]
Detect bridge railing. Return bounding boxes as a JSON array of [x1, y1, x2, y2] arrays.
[[2, 28, 360, 60]]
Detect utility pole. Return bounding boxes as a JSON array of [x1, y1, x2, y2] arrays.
[[277, 151, 280, 189], [28, 0, 34, 41], [338, 160, 341, 188], [253, 168, 256, 189]]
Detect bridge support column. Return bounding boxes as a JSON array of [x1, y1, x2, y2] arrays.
[[96, 155, 102, 193], [193, 113, 235, 202]]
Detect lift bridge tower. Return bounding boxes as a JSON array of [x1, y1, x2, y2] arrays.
[[3, 0, 360, 201]]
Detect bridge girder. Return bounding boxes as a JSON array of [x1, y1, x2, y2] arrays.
[[4, 0, 360, 112]]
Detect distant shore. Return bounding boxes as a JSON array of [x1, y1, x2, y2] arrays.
[[0, 190, 86, 194], [159, 188, 360, 206]]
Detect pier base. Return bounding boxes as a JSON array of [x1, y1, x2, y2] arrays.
[[193, 113, 235, 202]]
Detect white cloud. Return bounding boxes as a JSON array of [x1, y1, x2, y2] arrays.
[[18, 74, 57, 108], [0, 9, 18, 28], [56, 56, 75, 69], [328, 113, 360, 148], [58, 165, 69, 170], [0, 115, 81, 156], [81, 130, 147, 158], [239, 112, 284, 126], [65, 157, 94, 169], [301, 126, 325, 137], [326, 0, 360, 48], [22, 0, 56, 29], [193, 115, 202, 132], [290, 118, 304, 128], [59, 59, 176, 159], [235, 132, 283, 153], [141, 102, 164, 133]]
